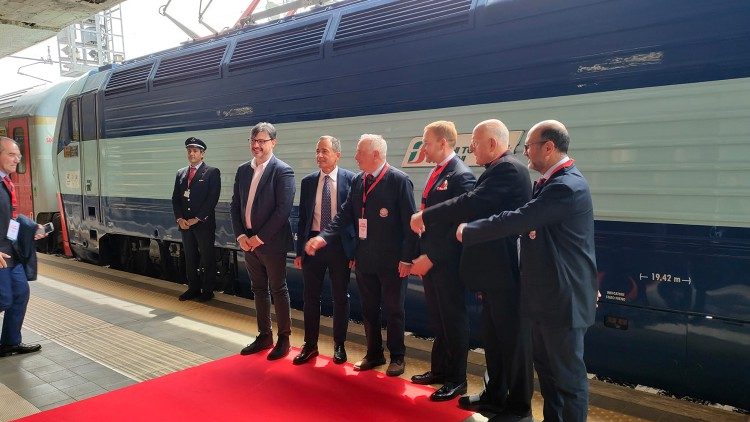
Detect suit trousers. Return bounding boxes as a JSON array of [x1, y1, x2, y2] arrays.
[[244, 251, 292, 338], [532, 323, 589, 422], [181, 224, 216, 293], [0, 264, 30, 346], [354, 269, 407, 359], [422, 261, 469, 383], [301, 238, 351, 346], [481, 289, 533, 414]]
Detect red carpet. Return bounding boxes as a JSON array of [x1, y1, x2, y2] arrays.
[[16, 349, 474, 421]]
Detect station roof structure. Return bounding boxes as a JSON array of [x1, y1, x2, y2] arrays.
[[0, 0, 125, 57]]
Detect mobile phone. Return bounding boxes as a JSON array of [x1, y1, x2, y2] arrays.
[[36, 222, 54, 236]]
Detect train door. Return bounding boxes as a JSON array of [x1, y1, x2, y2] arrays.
[[7, 118, 33, 218], [79, 91, 102, 246]]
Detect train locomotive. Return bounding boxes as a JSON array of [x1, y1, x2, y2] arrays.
[[6, 0, 745, 411]]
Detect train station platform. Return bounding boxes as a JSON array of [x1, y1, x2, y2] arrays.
[[0, 254, 744, 421]]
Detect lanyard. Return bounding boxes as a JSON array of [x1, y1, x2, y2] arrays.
[[361, 163, 389, 218]]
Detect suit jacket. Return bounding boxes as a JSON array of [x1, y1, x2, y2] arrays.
[[463, 164, 598, 328], [423, 152, 531, 292], [230, 155, 295, 254], [0, 179, 16, 267], [295, 167, 356, 259], [418, 156, 476, 267], [171, 162, 221, 227], [321, 163, 418, 274]]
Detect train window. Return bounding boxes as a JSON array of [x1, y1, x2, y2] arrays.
[[58, 99, 80, 153], [80, 92, 98, 141], [12, 127, 26, 174]]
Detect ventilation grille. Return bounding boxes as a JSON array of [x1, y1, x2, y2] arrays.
[[153, 45, 227, 87], [334, 0, 472, 50], [104, 63, 154, 97], [229, 20, 328, 72]]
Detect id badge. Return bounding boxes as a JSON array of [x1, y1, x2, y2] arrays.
[[6, 219, 19, 241], [183, 189, 190, 198], [358, 218, 367, 239]]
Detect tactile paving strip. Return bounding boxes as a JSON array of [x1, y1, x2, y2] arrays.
[[24, 296, 210, 381]]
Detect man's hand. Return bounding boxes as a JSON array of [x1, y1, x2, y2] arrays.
[[410, 211, 425, 235], [247, 235, 263, 251], [410, 254, 433, 277], [34, 224, 48, 240], [398, 262, 412, 278], [0, 252, 9, 268], [237, 235, 252, 252], [177, 218, 190, 230], [187, 218, 200, 226], [305, 236, 327, 256], [456, 223, 467, 242], [294, 256, 303, 269]]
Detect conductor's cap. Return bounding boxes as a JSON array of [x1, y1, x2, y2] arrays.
[[185, 137, 206, 151]]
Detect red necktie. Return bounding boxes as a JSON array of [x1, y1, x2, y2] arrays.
[[187, 166, 197, 187], [420, 164, 445, 210], [3, 176, 18, 218]]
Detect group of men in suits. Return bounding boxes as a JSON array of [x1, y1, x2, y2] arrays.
[[409, 118, 597, 421], [0, 137, 47, 359], [172, 118, 597, 422]]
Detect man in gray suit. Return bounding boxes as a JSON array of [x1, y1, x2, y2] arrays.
[[458, 120, 598, 422], [231, 122, 296, 361]]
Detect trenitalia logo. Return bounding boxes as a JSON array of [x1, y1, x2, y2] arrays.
[[401, 131, 525, 167]]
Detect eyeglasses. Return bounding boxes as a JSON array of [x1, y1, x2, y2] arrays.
[[249, 138, 274, 145], [523, 140, 548, 151]]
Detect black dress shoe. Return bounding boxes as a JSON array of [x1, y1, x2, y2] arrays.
[[197, 291, 214, 302], [0, 343, 42, 357], [178, 289, 200, 301], [458, 391, 505, 414], [411, 371, 444, 385], [292, 344, 318, 365], [240, 333, 273, 355], [267, 335, 290, 361], [430, 381, 467, 402], [353, 355, 386, 371], [332, 344, 347, 364]]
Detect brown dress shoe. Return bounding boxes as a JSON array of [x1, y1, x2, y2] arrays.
[[386, 359, 405, 377], [353, 355, 386, 371]]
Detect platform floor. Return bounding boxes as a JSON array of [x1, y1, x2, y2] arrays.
[[0, 254, 744, 421]]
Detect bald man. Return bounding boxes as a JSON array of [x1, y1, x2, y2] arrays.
[[458, 120, 598, 422], [412, 119, 533, 418]]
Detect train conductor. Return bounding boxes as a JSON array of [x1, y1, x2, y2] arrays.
[[171, 137, 221, 302]]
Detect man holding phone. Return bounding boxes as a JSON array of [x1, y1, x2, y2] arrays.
[[0, 137, 46, 357]]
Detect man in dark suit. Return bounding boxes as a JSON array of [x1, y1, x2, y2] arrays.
[[0, 137, 43, 357], [408, 121, 475, 401], [411, 119, 533, 418], [292, 136, 356, 365], [171, 137, 221, 302], [230, 122, 296, 361], [306, 134, 418, 377], [458, 120, 598, 422]]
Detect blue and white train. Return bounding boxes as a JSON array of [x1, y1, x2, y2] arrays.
[[45, 0, 750, 410]]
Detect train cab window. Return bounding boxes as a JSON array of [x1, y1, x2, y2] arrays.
[[12, 127, 26, 174], [58, 99, 80, 152], [80, 92, 98, 141]]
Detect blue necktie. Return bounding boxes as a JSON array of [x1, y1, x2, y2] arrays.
[[321, 175, 332, 230]]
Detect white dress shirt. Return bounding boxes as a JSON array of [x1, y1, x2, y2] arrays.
[[312, 166, 338, 231]]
